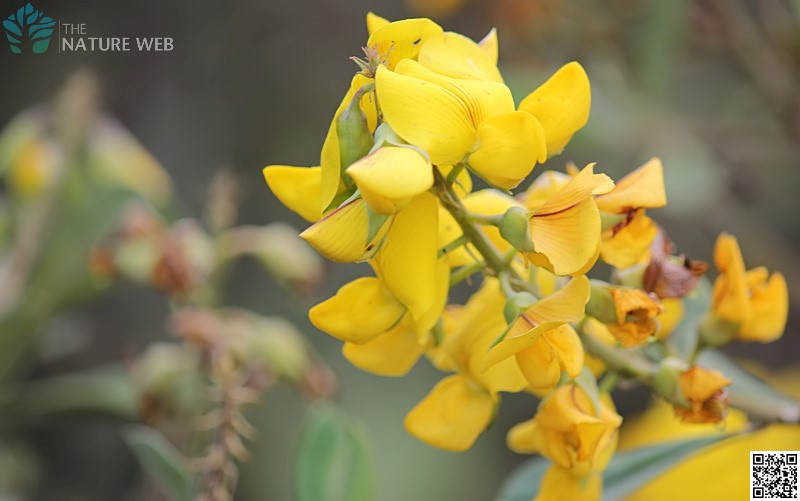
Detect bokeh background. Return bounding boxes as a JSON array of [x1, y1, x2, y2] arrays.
[[1, 0, 799, 499]]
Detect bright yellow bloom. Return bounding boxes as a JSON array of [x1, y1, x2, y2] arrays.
[[606, 288, 662, 347], [346, 146, 433, 215], [299, 198, 387, 263], [7, 138, 59, 198], [712, 233, 788, 342], [596, 158, 667, 269], [655, 298, 684, 340], [674, 366, 731, 424], [479, 276, 590, 389], [376, 60, 545, 189], [524, 164, 614, 275], [519, 62, 591, 156], [405, 279, 527, 451], [365, 12, 389, 36], [417, 31, 502, 82], [508, 384, 622, 478]]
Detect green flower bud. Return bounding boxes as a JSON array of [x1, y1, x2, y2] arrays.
[[499, 206, 535, 252], [337, 83, 374, 186], [584, 280, 618, 324], [653, 356, 690, 406]]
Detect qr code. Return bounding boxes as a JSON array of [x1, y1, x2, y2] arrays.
[[751, 451, 799, 500]]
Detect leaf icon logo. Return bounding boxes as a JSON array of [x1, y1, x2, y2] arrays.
[[3, 3, 55, 54]]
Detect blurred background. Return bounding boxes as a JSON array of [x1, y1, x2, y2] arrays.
[[0, 0, 798, 499]]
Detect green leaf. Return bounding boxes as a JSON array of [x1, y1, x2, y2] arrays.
[[495, 434, 735, 501], [296, 405, 376, 501], [697, 349, 800, 423], [123, 425, 195, 501]]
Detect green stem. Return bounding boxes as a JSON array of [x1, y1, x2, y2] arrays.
[[433, 168, 533, 296], [450, 262, 483, 286], [578, 326, 656, 379]]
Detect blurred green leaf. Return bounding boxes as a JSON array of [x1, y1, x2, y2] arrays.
[[495, 434, 734, 501], [122, 425, 195, 501], [0, 365, 137, 420], [697, 349, 800, 423], [296, 405, 376, 501]]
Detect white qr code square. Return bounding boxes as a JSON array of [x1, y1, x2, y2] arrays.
[[751, 451, 799, 500]]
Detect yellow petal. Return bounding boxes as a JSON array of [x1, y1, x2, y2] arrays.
[[367, 18, 444, 69], [262, 165, 323, 222], [478, 28, 499, 65], [596, 157, 667, 213], [517, 324, 584, 391], [375, 64, 476, 165], [507, 418, 539, 453], [347, 146, 433, 215], [521, 170, 571, 211], [739, 271, 788, 342], [535, 163, 614, 214], [418, 31, 503, 82], [519, 62, 591, 156], [529, 198, 603, 276], [404, 375, 496, 451], [300, 198, 388, 263], [320, 74, 377, 210], [468, 111, 546, 190], [309, 277, 405, 344], [599, 210, 658, 269], [342, 320, 422, 376], [711, 233, 750, 325], [412, 257, 451, 337], [372, 193, 439, 319], [535, 466, 602, 501], [394, 59, 515, 123], [655, 298, 684, 340], [365, 12, 389, 36], [482, 276, 590, 369]]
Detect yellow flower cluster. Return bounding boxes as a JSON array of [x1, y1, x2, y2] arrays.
[[262, 13, 790, 501]]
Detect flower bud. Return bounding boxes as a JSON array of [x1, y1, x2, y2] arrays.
[[498, 206, 535, 253], [337, 84, 374, 183], [674, 366, 731, 424], [653, 356, 690, 406]]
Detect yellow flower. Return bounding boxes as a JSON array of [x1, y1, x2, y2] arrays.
[[299, 198, 388, 263], [508, 384, 622, 477], [596, 158, 667, 269], [711, 233, 788, 342], [524, 164, 614, 276], [7, 138, 59, 198], [405, 279, 527, 451], [518, 62, 591, 156], [674, 366, 731, 424], [346, 145, 433, 215], [376, 60, 545, 190], [479, 276, 590, 392], [606, 288, 662, 347]]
